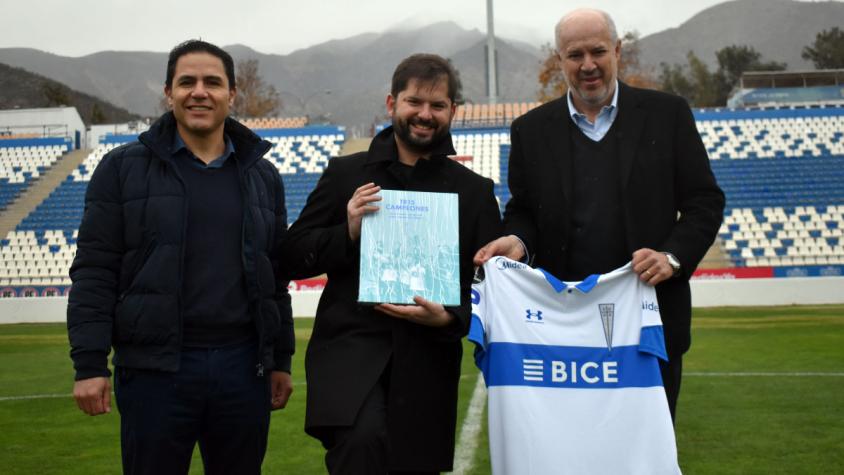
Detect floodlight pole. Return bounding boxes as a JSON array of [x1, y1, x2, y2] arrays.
[[486, 0, 498, 105]]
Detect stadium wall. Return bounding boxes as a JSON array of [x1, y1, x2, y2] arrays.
[[0, 278, 842, 324], [0, 107, 85, 148], [0, 290, 323, 324], [87, 122, 150, 148]]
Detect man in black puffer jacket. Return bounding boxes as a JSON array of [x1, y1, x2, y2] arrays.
[[67, 40, 294, 474]]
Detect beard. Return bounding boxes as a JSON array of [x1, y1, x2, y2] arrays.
[[392, 114, 451, 154], [568, 70, 616, 108]]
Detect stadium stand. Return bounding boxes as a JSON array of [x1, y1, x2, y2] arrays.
[[240, 116, 309, 129], [719, 205, 844, 267], [730, 70, 844, 108], [452, 129, 509, 184], [256, 126, 345, 222], [0, 126, 344, 293], [452, 102, 540, 127], [0, 133, 41, 140], [0, 137, 71, 212], [447, 104, 844, 269], [2, 101, 844, 296], [698, 105, 844, 267]]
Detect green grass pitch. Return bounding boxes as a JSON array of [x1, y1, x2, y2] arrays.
[[0, 305, 842, 474]]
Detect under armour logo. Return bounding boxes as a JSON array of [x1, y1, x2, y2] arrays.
[[526, 309, 543, 321]]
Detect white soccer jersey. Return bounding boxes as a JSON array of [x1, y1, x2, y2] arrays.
[[470, 258, 681, 475]]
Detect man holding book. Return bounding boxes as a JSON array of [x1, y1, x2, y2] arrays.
[[280, 53, 502, 474]]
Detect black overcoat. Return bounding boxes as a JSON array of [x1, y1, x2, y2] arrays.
[[504, 83, 725, 357], [281, 127, 502, 471]]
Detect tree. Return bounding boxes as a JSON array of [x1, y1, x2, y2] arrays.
[[659, 46, 785, 107], [91, 104, 107, 124], [713, 45, 786, 104], [688, 52, 720, 107], [715, 45, 786, 88], [617, 31, 658, 90], [537, 31, 657, 103], [537, 44, 566, 103], [659, 62, 696, 102], [42, 83, 70, 107], [232, 59, 281, 118], [802, 27, 844, 69], [659, 51, 718, 106]]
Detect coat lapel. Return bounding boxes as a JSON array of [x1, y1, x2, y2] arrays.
[[615, 83, 647, 191], [543, 98, 573, 204]]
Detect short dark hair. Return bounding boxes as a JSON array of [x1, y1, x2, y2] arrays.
[[165, 39, 236, 89], [391, 54, 461, 104]]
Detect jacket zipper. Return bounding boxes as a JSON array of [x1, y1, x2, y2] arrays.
[[238, 142, 272, 377]]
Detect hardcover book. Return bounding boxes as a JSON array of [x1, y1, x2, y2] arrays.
[[359, 189, 460, 305]]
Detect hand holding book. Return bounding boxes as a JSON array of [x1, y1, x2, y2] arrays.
[[347, 182, 381, 241], [374, 296, 455, 327]]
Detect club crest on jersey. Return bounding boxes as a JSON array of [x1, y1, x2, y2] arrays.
[[598, 303, 614, 351], [495, 256, 527, 271], [525, 308, 544, 324]]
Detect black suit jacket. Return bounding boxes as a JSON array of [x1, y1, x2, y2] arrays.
[[504, 83, 724, 357], [280, 127, 502, 471]]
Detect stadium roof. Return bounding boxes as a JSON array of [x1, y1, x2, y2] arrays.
[[739, 70, 844, 89]]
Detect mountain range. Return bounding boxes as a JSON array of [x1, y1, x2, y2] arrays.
[[637, 0, 844, 75], [0, 62, 137, 125], [0, 0, 842, 131]]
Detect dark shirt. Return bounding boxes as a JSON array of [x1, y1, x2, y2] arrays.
[[172, 132, 254, 347], [565, 122, 630, 280]]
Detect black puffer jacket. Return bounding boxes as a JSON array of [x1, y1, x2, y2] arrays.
[[67, 112, 294, 380]]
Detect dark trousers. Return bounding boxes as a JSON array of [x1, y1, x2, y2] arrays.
[[659, 354, 683, 423], [114, 342, 271, 475], [316, 373, 436, 475]]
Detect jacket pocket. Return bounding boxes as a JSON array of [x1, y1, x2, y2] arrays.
[[113, 294, 144, 343], [260, 299, 281, 342], [119, 238, 157, 300]]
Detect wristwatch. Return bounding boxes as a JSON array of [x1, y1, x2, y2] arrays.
[[663, 252, 681, 276]]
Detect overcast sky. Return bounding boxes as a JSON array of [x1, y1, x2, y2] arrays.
[[0, 0, 824, 57]]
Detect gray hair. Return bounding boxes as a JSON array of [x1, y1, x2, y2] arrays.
[[554, 8, 618, 52]]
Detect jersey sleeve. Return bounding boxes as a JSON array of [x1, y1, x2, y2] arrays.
[[468, 285, 487, 349], [468, 272, 491, 376], [638, 284, 668, 362]]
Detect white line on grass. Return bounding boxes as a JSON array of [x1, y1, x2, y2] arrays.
[[0, 381, 307, 402], [2, 372, 841, 403], [450, 375, 487, 475], [0, 393, 69, 401], [686, 371, 844, 377]]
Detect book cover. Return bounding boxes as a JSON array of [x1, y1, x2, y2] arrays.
[[358, 189, 460, 305]]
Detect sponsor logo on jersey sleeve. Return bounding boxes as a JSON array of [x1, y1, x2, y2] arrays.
[[495, 256, 528, 271]]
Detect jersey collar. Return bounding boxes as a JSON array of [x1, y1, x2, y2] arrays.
[[539, 269, 601, 293]]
